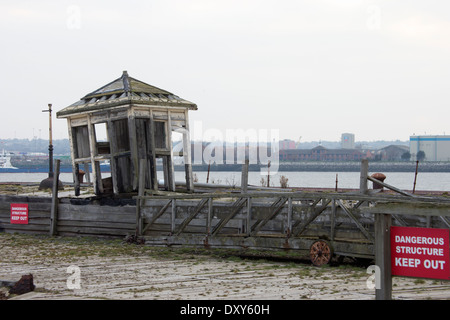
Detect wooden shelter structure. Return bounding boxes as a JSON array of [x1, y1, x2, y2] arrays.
[[56, 71, 197, 196]]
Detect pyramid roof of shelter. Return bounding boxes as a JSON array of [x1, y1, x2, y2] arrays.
[[57, 71, 197, 118]]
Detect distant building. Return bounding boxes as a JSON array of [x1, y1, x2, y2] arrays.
[[280, 145, 367, 162], [279, 139, 296, 150], [378, 145, 409, 161], [341, 133, 355, 149], [410, 135, 450, 161]]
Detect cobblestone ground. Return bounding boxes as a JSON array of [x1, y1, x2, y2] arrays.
[[1, 233, 449, 300]]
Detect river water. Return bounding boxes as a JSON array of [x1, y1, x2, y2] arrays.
[[1, 170, 449, 192]]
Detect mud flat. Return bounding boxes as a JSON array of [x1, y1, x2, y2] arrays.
[[1, 233, 449, 300]]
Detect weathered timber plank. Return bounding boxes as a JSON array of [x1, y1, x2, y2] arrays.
[[57, 220, 135, 230], [0, 202, 52, 212], [0, 223, 49, 233], [363, 202, 450, 217], [56, 226, 132, 237]]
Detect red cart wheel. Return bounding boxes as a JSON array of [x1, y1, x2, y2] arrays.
[[310, 240, 333, 267]]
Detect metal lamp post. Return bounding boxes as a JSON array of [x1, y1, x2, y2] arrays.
[[39, 104, 63, 190]]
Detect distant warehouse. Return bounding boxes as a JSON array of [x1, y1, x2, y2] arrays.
[[410, 135, 450, 161]]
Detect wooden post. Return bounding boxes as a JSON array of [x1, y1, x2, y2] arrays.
[[137, 159, 146, 236], [207, 198, 213, 235], [167, 111, 176, 192], [128, 112, 139, 191], [107, 118, 120, 195], [171, 199, 177, 233], [87, 116, 102, 194], [413, 160, 419, 194], [241, 159, 249, 193], [50, 159, 61, 236], [287, 197, 292, 236], [247, 197, 252, 236], [183, 109, 194, 192], [67, 119, 80, 196], [374, 213, 392, 300], [148, 115, 158, 191], [360, 159, 368, 194], [331, 199, 336, 241]]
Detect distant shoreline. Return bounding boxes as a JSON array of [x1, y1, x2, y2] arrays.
[[3, 161, 450, 173], [181, 162, 450, 173]]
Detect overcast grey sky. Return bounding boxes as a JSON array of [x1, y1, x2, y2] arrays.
[[1, 0, 449, 143]]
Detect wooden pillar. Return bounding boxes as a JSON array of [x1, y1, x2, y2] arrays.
[[183, 110, 194, 192], [331, 199, 336, 241], [128, 110, 139, 191], [360, 159, 368, 194], [247, 197, 252, 236], [148, 115, 158, 191], [107, 118, 119, 195], [375, 213, 392, 300], [241, 158, 249, 193], [171, 199, 177, 233], [87, 116, 103, 194], [167, 111, 175, 191], [287, 197, 292, 236], [50, 159, 61, 236], [207, 198, 213, 235], [137, 159, 146, 236], [67, 119, 80, 196]]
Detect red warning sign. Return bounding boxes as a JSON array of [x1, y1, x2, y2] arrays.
[[10, 203, 28, 224], [391, 226, 450, 280]]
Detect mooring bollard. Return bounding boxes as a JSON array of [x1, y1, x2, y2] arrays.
[[371, 173, 386, 191]]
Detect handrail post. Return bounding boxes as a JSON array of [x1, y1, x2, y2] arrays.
[[375, 213, 392, 300], [50, 159, 61, 236], [360, 159, 368, 195]]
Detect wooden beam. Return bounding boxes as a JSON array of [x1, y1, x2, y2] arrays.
[[211, 197, 247, 236], [292, 199, 332, 237], [337, 199, 374, 242], [142, 200, 172, 234], [367, 175, 417, 198], [183, 109, 194, 192], [136, 159, 146, 235], [50, 159, 60, 236], [250, 197, 287, 236], [148, 115, 158, 191], [167, 111, 175, 192], [241, 159, 249, 193], [87, 116, 102, 194], [374, 213, 392, 300], [207, 198, 213, 235], [174, 198, 209, 236], [128, 110, 139, 191], [67, 119, 80, 196], [286, 197, 292, 236], [363, 202, 450, 217], [360, 159, 368, 195], [171, 199, 176, 233], [107, 117, 120, 195]]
